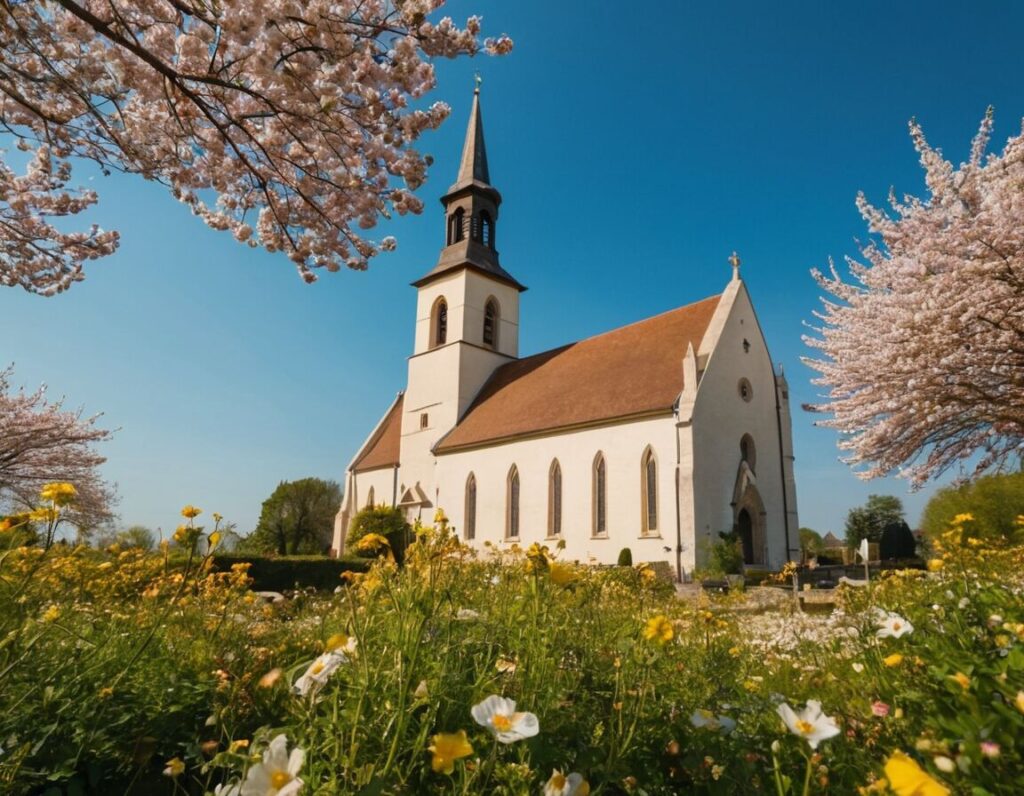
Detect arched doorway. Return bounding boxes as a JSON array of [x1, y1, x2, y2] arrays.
[[737, 508, 755, 565]]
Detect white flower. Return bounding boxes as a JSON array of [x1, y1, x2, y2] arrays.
[[240, 734, 304, 796], [471, 694, 539, 743], [456, 608, 480, 620], [777, 700, 841, 749], [543, 768, 590, 796], [215, 784, 241, 796], [293, 651, 347, 697], [876, 611, 914, 639], [689, 709, 737, 733], [852, 662, 865, 673]]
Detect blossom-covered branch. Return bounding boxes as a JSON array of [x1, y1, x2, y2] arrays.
[[804, 110, 1024, 485], [0, 0, 512, 294]]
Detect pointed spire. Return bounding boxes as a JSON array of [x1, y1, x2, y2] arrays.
[[455, 79, 490, 187]]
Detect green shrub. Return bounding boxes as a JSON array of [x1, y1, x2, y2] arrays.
[[211, 554, 369, 592], [616, 547, 633, 566], [710, 531, 744, 575], [347, 505, 412, 563]]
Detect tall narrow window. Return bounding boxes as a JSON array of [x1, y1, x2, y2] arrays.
[[366, 486, 375, 508], [433, 298, 448, 347], [641, 447, 658, 535], [548, 459, 562, 538], [593, 453, 607, 536], [740, 434, 756, 472], [479, 210, 494, 247], [483, 299, 498, 347], [449, 207, 465, 244], [465, 473, 477, 541], [506, 465, 520, 539]]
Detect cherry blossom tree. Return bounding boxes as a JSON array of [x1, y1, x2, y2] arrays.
[[0, 367, 115, 531], [0, 0, 511, 295], [805, 110, 1024, 486]]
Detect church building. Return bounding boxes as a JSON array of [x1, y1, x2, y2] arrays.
[[332, 88, 799, 578]]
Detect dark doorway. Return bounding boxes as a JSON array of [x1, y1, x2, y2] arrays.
[[737, 508, 754, 564]]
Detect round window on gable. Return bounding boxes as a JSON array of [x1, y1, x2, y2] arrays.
[[738, 378, 753, 402]]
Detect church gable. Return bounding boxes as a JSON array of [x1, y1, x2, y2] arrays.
[[434, 294, 721, 452]]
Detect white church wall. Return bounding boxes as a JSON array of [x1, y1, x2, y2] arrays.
[[688, 283, 795, 570], [462, 277, 520, 357], [434, 415, 678, 567]]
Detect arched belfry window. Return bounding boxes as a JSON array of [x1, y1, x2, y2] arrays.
[[431, 297, 448, 348], [366, 486, 375, 508], [740, 434, 756, 473], [465, 473, 477, 541], [641, 447, 658, 535], [448, 207, 465, 245], [592, 453, 607, 537], [548, 459, 562, 538], [506, 465, 520, 540], [479, 210, 494, 248], [483, 298, 499, 348]]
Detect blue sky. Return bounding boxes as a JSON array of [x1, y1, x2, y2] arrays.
[[2, 0, 1023, 540]]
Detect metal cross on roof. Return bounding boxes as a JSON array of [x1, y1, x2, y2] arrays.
[[728, 251, 741, 270]]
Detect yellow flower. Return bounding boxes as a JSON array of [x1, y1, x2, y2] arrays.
[[549, 562, 577, 586], [1015, 691, 1024, 714], [428, 730, 473, 774], [208, 531, 222, 549], [41, 605, 60, 623], [258, 668, 283, 688], [926, 559, 944, 572], [229, 739, 250, 753], [212, 512, 223, 523], [162, 757, 185, 778], [951, 513, 974, 525], [29, 507, 59, 523], [98, 686, 114, 700], [883, 653, 904, 668], [949, 672, 970, 690], [40, 482, 77, 506], [883, 750, 950, 796], [643, 615, 674, 644], [181, 505, 202, 519]]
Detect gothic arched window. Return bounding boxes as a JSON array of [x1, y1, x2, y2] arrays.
[[740, 434, 756, 472], [592, 453, 607, 537], [641, 447, 658, 535], [548, 459, 562, 538], [465, 473, 477, 541], [506, 465, 520, 540], [448, 207, 465, 244], [479, 210, 494, 248], [483, 298, 499, 348], [432, 297, 448, 348]]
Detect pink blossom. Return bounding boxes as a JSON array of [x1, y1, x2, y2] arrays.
[[0, 1, 511, 294], [870, 701, 890, 718]]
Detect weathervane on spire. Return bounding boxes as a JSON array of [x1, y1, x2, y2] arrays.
[[474, 72, 482, 94], [729, 251, 741, 280]]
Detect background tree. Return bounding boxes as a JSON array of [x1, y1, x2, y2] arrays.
[[0, 366, 115, 534], [799, 527, 824, 557], [1, 0, 511, 295], [247, 478, 341, 555], [805, 111, 1024, 486], [844, 494, 905, 548], [94, 524, 155, 550], [919, 471, 1024, 543]]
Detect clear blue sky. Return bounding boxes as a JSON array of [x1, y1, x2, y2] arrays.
[[2, 0, 1023, 540]]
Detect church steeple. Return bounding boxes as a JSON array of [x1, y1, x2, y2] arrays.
[[455, 82, 490, 187], [412, 84, 525, 292]]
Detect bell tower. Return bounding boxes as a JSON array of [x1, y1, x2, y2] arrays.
[[399, 84, 526, 511]]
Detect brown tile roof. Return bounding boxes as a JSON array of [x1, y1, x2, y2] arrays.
[[435, 294, 722, 452], [352, 394, 404, 472]]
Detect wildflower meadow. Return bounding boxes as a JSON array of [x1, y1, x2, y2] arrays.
[[0, 488, 1022, 794]]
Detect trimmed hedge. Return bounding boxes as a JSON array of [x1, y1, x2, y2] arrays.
[[211, 554, 371, 592]]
